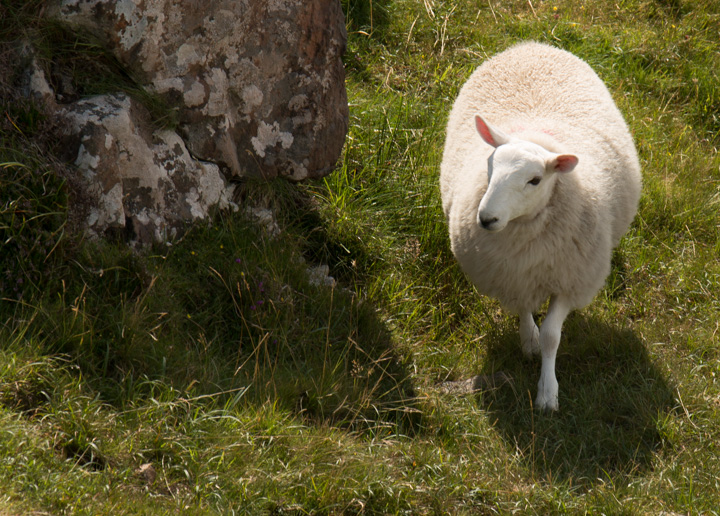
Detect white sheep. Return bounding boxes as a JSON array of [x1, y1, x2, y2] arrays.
[[440, 42, 641, 411]]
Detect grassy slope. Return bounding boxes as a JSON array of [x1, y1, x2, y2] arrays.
[[1, 0, 720, 513]]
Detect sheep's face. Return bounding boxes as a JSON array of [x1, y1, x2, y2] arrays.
[[474, 116, 578, 232]]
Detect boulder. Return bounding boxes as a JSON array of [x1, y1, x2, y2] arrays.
[[49, 0, 349, 180], [57, 92, 233, 243]]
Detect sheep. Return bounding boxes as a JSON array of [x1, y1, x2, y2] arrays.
[[440, 42, 641, 411]]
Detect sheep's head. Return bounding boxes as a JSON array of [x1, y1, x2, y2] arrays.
[[475, 115, 578, 232]]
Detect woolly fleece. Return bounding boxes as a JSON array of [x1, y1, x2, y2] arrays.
[[440, 42, 641, 315]]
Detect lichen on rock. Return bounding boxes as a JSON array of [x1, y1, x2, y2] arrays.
[[49, 0, 349, 180], [56, 93, 235, 243], [19, 1, 348, 243]]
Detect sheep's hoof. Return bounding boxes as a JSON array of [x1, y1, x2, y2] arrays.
[[535, 377, 559, 411], [522, 325, 540, 358], [535, 396, 559, 412]]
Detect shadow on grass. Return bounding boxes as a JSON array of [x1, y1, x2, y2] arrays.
[[237, 284, 424, 437], [342, 0, 392, 35], [4, 200, 424, 439], [478, 313, 675, 484]]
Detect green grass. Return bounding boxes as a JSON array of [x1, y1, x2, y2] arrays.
[[1, 0, 720, 513]]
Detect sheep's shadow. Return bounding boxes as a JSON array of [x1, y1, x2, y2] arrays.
[[476, 313, 675, 484]]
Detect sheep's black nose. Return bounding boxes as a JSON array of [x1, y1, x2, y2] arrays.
[[480, 216, 498, 229]]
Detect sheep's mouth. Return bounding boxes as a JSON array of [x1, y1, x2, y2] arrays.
[[477, 214, 506, 232], [479, 216, 500, 230]]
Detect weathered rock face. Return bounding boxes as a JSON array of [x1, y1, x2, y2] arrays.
[[20, 0, 348, 243], [50, 0, 349, 181], [56, 93, 233, 243]]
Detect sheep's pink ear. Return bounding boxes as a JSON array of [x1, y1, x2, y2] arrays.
[[475, 115, 509, 147], [548, 154, 579, 173]]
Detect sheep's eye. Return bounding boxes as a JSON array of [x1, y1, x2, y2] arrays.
[[528, 176, 542, 186]]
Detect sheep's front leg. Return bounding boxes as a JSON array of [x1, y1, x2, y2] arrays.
[[520, 311, 540, 358], [535, 295, 572, 411]]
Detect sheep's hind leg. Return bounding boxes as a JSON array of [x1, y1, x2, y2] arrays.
[[535, 295, 572, 412], [520, 312, 540, 358]]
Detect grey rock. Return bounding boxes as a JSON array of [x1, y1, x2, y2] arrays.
[[438, 372, 514, 395], [307, 264, 336, 288], [57, 93, 234, 243], [49, 0, 349, 180]]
